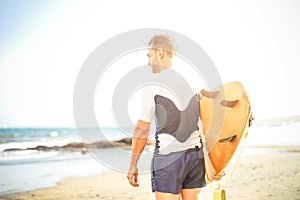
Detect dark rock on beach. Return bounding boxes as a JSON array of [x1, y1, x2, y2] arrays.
[[3, 137, 154, 154]]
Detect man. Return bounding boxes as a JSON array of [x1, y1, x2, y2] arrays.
[[127, 35, 220, 200]]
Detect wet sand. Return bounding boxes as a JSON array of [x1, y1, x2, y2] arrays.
[[1, 149, 299, 200]]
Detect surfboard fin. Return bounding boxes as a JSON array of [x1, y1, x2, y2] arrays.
[[220, 100, 239, 107], [201, 89, 219, 98], [219, 135, 237, 143], [248, 112, 254, 127]]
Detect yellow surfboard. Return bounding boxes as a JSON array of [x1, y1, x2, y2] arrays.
[[200, 81, 253, 177]]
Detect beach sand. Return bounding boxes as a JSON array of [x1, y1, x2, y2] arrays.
[[1, 149, 299, 200]]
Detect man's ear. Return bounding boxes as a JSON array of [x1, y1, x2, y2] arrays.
[[158, 49, 165, 59]]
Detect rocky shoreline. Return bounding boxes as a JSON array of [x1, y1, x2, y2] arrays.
[[3, 138, 154, 154]]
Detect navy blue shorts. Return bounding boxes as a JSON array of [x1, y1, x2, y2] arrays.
[[151, 148, 206, 194]]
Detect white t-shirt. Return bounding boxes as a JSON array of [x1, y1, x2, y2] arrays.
[[138, 69, 202, 155]]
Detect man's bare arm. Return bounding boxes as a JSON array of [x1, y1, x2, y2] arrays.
[[127, 120, 150, 187]]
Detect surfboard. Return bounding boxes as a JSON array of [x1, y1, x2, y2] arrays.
[[199, 81, 253, 179]]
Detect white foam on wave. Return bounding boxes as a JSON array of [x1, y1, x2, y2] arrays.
[[49, 131, 59, 137], [0, 150, 60, 162]]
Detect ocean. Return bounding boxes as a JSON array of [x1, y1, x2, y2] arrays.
[[0, 127, 134, 195], [0, 121, 299, 195]]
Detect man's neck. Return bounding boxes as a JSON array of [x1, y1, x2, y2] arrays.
[[152, 64, 172, 73]]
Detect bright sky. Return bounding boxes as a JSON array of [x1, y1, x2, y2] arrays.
[[0, 0, 299, 127]]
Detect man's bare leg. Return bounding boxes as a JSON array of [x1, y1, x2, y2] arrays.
[[155, 191, 180, 200], [181, 188, 201, 200]]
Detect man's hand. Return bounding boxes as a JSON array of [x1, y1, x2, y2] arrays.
[[127, 166, 139, 187], [212, 171, 225, 181]]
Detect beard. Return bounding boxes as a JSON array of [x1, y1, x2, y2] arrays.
[[150, 64, 161, 73]]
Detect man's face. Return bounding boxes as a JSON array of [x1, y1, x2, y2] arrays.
[[147, 48, 160, 73]]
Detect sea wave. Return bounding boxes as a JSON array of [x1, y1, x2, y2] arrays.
[[0, 150, 60, 162]]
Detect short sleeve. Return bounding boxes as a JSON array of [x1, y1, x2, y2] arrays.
[[138, 86, 155, 123]]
